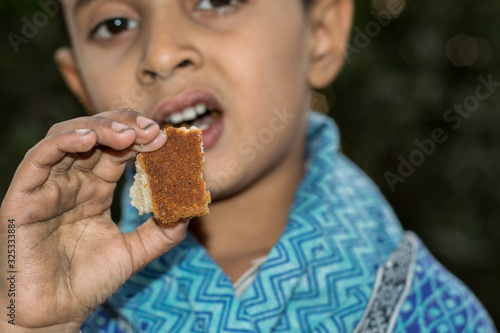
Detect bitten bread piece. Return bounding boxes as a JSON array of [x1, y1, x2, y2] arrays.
[[130, 127, 211, 224]]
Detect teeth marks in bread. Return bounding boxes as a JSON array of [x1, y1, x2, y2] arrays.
[[130, 127, 211, 224]]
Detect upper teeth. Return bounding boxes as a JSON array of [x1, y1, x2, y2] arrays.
[[167, 103, 209, 125]]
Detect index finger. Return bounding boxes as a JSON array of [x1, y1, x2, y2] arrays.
[[48, 109, 162, 150], [11, 129, 98, 194]]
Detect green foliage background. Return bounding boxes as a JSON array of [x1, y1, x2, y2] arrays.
[[1, 0, 499, 326]]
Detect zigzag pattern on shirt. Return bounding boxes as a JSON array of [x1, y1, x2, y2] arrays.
[[239, 153, 402, 332], [80, 112, 492, 333]]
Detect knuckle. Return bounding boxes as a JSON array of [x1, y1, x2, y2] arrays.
[[23, 137, 48, 161], [47, 122, 63, 136], [118, 107, 140, 115], [47, 117, 90, 136], [23, 146, 36, 161], [115, 108, 143, 121], [91, 115, 110, 122], [90, 116, 116, 130]]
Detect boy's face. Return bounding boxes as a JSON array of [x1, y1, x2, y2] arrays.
[[59, 0, 352, 199]]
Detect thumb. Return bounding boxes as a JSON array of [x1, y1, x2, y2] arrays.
[[123, 218, 190, 273]]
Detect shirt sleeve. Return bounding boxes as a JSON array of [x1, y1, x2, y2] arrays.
[[393, 234, 497, 332], [352, 232, 497, 333]]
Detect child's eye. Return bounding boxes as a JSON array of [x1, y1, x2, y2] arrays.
[[195, 0, 246, 13], [90, 17, 139, 40]]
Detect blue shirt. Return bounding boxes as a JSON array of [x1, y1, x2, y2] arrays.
[[82, 112, 496, 332]]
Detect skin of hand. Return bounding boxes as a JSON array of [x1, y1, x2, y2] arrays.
[[0, 109, 190, 332]]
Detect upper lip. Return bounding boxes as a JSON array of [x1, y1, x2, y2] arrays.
[[152, 89, 224, 124]]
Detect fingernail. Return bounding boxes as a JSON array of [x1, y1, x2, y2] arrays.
[[153, 129, 167, 143], [112, 121, 133, 133], [75, 129, 92, 136], [137, 116, 157, 130]]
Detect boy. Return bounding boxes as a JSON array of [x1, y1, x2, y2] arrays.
[[0, 0, 496, 332]]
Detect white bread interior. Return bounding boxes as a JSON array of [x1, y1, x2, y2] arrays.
[[130, 158, 153, 215]]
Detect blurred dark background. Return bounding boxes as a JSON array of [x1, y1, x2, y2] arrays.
[[1, 0, 499, 326]]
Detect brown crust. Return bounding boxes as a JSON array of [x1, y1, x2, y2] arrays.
[[137, 127, 211, 224]]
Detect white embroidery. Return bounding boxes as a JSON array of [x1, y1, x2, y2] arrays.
[[354, 232, 418, 333]]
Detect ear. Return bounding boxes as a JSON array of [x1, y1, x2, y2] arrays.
[[307, 0, 354, 88], [54, 47, 95, 114]]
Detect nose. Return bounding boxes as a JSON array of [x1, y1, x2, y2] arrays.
[[137, 14, 202, 84]]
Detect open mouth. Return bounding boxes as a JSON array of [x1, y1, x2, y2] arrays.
[[153, 89, 225, 149], [161, 103, 222, 130]]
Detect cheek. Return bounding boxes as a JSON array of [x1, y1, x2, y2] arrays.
[[203, 5, 309, 196], [228, 19, 309, 152], [204, 65, 307, 198], [234, 11, 308, 122], [97, 78, 134, 112], [204, 107, 305, 198], [79, 52, 143, 113]]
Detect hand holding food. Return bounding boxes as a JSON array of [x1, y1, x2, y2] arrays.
[[0, 110, 190, 332]]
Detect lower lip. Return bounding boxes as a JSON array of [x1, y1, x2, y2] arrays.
[[201, 117, 223, 150]]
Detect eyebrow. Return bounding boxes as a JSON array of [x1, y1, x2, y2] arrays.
[[73, 0, 96, 14]]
